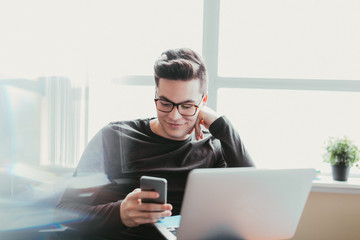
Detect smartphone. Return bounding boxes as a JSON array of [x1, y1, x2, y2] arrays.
[[140, 176, 167, 204]]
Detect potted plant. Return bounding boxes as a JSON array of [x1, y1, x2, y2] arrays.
[[323, 136, 360, 181]]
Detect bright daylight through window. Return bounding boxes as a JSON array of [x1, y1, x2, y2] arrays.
[[1, 0, 360, 178], [217, 0, 360, 175]]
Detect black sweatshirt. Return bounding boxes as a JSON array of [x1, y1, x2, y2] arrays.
[[56, 116, 254, 239]]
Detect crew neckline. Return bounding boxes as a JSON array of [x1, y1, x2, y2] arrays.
[[145, 118, 193, 144]]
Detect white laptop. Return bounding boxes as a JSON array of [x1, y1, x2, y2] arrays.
[[154, 167, 315, 240]]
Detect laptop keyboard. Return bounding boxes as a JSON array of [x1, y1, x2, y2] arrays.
[[167, 226, 179, 237]]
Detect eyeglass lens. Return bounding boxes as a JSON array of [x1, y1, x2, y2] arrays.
[[156, 100, 196, 116]]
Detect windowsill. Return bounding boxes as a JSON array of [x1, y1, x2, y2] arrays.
[[312, 175, 360, 194]]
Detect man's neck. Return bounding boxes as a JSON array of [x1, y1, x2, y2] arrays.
[[149, 118, 191, 141]]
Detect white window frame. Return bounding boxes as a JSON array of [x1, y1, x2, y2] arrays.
[[117, 1, 360, 182]]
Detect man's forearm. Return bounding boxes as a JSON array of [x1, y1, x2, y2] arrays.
[[56, 188, 126, 234]]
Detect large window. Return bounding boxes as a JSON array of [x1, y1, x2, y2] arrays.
[[2, 0, 360, 176], [213, 0, 360, 175]]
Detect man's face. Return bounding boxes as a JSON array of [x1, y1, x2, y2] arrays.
[[154, 78, 204, 141]]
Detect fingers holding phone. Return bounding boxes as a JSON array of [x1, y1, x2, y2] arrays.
[[120, 177, 172, 227]]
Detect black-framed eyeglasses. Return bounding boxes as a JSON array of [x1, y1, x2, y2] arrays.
[[154, 97, 203, 116]]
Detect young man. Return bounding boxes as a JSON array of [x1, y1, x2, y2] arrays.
[[56, 48, 254, 239]]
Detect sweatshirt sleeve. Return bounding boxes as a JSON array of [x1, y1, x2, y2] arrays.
[[56, 187, 126, 233], [209, 116, 255, 167], [55, 126, 128, 234]]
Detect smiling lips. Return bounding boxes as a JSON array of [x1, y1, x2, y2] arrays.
[[167, 122, 183, 128]]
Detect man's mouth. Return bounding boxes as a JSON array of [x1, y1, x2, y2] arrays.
[[167, 122, 183, 128]]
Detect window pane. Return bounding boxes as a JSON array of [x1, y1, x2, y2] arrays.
[[87, 0, 203, 77], [0, 0, 87, 79], [218, 0, 360, 80], [0, 0, 203, 79], [88, 85, 157, 140], [217, 88, 360, 175]]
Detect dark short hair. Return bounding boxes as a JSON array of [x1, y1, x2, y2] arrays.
[[154, 48, 208, 95]]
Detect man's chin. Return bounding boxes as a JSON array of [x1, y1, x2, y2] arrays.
[[164, 129, 191, 141]]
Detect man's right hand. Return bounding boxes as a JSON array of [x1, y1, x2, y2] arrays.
[[120, 188, 173, 227]]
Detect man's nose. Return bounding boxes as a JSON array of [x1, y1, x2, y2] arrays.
[[168, 106, 182, 119]]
